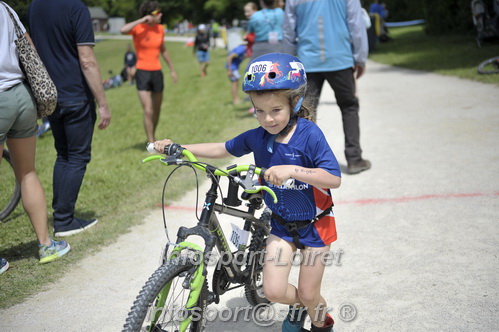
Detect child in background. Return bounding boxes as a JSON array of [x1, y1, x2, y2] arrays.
[[153, 53, 340, 332], [244, 1, 258, 20], [243, 2, 258, 111], [226, 34, 254, 104], [124, 44, 137, 85], [193, 24, 210, 77]]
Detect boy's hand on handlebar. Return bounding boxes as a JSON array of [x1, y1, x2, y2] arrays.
[[263, 165, 293, 186], [152, 139, 174, 154]]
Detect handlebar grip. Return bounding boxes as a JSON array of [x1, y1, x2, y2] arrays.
[[146, 142, 156, 153], [145, 142, 184, 156], [166, 143, 183, 156], [258, 167, 293, 188], [259, 167, 267, 179]]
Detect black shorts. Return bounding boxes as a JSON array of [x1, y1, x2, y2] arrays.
[[135, 69, 164, 92]]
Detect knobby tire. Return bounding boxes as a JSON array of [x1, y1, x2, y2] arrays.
[[244, 211, 271, 306], [123, 258, 208, 332]]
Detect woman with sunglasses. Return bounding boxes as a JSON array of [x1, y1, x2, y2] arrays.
[[120, 1, 178, 143]]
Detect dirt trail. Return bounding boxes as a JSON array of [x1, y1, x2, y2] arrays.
[[1, 61, 498, 331]]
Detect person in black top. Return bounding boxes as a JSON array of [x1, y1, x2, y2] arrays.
[[124, 44, 137, 84], [193, 24, 210, 77]]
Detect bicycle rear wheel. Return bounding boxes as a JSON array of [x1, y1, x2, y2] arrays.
[[477, 56, 499, 74], [123, 258, 208, 332], [0, 150, 21, 222], [245, 210, 271, 306]]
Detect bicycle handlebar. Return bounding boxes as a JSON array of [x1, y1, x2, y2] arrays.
[[144, 143, 278, 203]]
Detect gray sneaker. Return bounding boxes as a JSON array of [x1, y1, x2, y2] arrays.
[[39, 239, 71, 264], [347, 159, 371, 174]]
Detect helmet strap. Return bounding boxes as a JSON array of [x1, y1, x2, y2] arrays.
[[267, 134, 277, 153], [293, 96, 303, 114]]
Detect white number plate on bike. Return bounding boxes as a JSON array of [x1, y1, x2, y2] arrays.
[[230, 223, 250, 250]]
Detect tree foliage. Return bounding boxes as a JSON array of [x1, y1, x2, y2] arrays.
[[9, 0, 483, 35], [9, 0, 251, 27], [362, 0, 479, 35], [420, 0, 475, 35]]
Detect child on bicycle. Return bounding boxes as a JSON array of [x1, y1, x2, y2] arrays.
[[153, 53, 340, 332]]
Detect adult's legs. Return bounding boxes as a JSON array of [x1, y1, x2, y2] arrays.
[[138, 90, 157, 142], [200, 61, 209, 77], [49, 100, 96, 230], [305, 72, 327, 116], [151, 91, 163, 140], [7, 136, 51, 246], [322, 69, 363, 164], [0, 82, 50, 246]]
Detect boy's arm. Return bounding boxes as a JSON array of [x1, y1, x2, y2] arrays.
[[153, 140, 231, 159], [183, 143, 231, 159], [263, 165, 341, 189]]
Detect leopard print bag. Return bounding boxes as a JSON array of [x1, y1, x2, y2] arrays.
[[3, 3, 57, 118]]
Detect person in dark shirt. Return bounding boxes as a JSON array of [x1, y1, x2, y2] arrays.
[[28, 0, 111, 236], [194, 24, 210, 77], [124, 44, 137, 84]]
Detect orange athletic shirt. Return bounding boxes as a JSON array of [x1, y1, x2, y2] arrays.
[[130, 23, 164, 71]]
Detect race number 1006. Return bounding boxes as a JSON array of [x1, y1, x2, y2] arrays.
[[250, 61, 272, 73]]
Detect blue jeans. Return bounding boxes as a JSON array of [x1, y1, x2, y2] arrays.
[[48, 100, 96, 228]]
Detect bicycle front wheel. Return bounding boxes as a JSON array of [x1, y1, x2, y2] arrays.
[[123, 258, 208, 332], [0, 150, 21, 222], [477, 56, 499, 74]]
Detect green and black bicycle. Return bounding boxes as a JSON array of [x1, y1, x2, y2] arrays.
[[122, 143, 278, 332]]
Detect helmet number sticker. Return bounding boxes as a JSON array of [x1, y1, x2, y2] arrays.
[[249, 61, 273, 73]]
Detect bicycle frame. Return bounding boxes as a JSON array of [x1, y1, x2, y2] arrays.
[[173, 174, 269, 281], [144, 151, 272, 331], [150, 178, 268, 331]]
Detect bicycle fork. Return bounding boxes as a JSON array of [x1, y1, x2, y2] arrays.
[[150, 241, 207, 332]]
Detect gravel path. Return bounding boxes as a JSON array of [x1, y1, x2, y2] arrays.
[[1, 61, 498, 331]]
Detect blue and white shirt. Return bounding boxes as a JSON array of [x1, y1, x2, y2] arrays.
[[226, 118, 341, 247]]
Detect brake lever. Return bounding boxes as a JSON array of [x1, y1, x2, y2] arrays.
[[161, 156, 184, 165], [238, 164, 258, 189], [243, 186, 278, 204]]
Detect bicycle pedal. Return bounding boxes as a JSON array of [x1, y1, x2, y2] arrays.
[[208, 291, 220, 304]]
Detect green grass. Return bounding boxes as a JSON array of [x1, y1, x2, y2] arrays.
[[1, 26, 498, 309], [369, 25, 499, 85], [0, 39, 255, 308]]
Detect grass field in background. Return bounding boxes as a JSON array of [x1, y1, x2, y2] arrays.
[[1, 26, 498, 309], [0, 39, 257, 308], [369, 25, 499, 85]]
